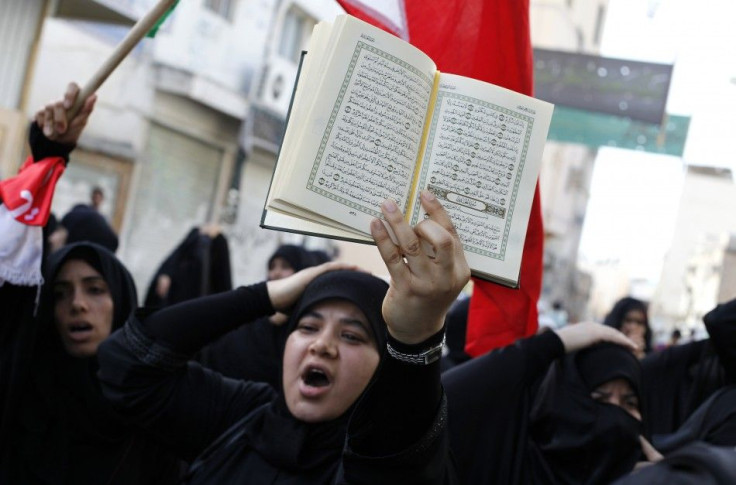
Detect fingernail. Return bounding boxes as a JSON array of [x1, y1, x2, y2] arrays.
[[422, 190, 436, 201], [370, 219, 385, 232], [63, 100, 71, 109], [382, 199, 397, 213], [44, 126, 53, 137]]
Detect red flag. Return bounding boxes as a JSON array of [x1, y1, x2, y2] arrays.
[[0, 155, 66, 227], [336, 0, 542, 355]]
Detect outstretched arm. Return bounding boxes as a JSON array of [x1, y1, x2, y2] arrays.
[[341, 191, 469, 485]]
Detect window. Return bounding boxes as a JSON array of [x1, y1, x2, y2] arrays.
[[204, 0, 235, 20], [278, 6, 316, 63]]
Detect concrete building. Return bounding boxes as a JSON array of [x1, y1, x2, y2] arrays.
[[650, 166, 736, 334], [529, 0, 610, 322], [22, 0, 343, 292], [0, 0, 50, 179], [538, 142, 596, 322]]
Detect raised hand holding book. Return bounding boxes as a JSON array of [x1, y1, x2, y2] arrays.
[[262, 14, 554, 288]]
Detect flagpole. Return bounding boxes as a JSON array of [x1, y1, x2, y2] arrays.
[[67, 0, 179, 119]]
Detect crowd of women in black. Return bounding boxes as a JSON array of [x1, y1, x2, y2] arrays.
[[1, 84, 735, 485]]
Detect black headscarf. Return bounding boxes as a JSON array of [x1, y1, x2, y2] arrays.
[[14, 242, 180, 484], [185, 270, 389, 483], [703, 298, 736, 383], [611, 442, 736, 485], [268, 244, 311, 273], [604, 297, 652, 354], [144, 227, 232, 308], [61, 204, 118, 253], [641, 299, 736, 438], [528, 343, 644, 485]]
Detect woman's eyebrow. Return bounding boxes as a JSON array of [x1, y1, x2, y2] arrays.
[[340, 318, 373, 337], [82, 276, 106, 284]]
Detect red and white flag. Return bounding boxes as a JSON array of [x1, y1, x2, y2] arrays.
[[336, 0, 543, 355], [0, 155, 66, 287], [0, 155, 66, 227]]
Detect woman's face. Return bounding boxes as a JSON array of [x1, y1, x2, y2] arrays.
[[282, 299, 380, 423], [591, 377, 641, 421], [620, 309, 646, 341], [268, 257, 295, 281], [53, 259, 114, 357]]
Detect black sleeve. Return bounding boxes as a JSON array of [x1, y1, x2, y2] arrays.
[[440, 330, 565, 484], [704, 298, 736, 382], [97, 284, 277, 461], [28, 122, 75, 162], [340, 328, 456, 485], [442, 329, 564, 399]]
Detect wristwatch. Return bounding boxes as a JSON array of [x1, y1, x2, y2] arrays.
[[387, 335, 446, 365]]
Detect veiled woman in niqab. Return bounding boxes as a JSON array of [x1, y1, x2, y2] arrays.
[[443, 324, 644, 484]]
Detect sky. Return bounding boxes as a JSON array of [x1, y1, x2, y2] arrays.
[[578, 0, 736, 284]]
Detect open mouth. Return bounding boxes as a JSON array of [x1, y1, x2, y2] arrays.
[[66, 323, 94, 342], [302, 367, 330, 388]]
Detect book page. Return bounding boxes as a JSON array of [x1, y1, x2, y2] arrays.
[[411, 73, 554, 283], [270, 15, 437, 236]]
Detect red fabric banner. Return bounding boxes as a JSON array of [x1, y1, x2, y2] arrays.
[[336, 0, 543, 355], [0, 155, 66, 227]]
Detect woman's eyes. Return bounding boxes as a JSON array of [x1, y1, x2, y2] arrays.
[[87, 285, 108, 295], [341, 332, 366, 343], [625, 398, 639, 410]]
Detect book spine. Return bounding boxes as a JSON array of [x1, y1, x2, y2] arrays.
[[406, 71, 441, 221]]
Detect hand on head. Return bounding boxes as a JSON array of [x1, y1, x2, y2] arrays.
[[35, 82, 97, 145], [266, 261, 360, 312], [554, 321, 639, 354], [371, 191, 471, 344]]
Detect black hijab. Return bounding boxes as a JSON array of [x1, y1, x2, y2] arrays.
[[528, 343, 644, 485], [604, 297, 652, 354], [185, 270, 389, 483], [641, 299, 736, 438], [61, 204, 118, 253], [144, 227, 232, 308], [268, 244, 312, 273], [15, 243, 179, 484]]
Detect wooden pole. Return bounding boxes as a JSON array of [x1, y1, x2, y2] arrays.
[[67, 0, 178, 119]]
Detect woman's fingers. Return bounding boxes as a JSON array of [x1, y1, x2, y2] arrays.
[[371, 217, 407, 284], [52, 101, 67, 134], [420, 191, 456, 237], [267, 261, 360, 312], [556, 322, 639, 354], [63, 82, 80, 110], [639, 436, 663, 462], [43, 104, 54, 138], [379, 199, 432, 274]]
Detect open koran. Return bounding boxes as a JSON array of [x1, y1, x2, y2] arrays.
[[262, 14, 554, 288]]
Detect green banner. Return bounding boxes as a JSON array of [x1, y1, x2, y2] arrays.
[[547, 106, 690, 156]]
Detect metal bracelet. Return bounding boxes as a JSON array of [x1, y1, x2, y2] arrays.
[[386, 335, 446, 365]]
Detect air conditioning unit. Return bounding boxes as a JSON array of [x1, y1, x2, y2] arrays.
[[258, 56, 298, 116]]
